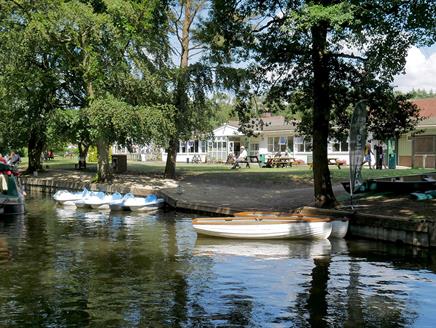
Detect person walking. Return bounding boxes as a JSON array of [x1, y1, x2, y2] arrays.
[[362, 142, 374, 169]]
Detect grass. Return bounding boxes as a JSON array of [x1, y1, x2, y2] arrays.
[[24, 156, 436, 185]]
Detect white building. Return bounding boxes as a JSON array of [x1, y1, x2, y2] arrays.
[[161, 115, 350, 164]]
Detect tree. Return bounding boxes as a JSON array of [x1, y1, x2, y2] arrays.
[[164, 0, 217, 179], [85, 95, 175, 181], [0, 0, 65, 173], [1, 0, 173, 181], [203, 0, 436, 207]]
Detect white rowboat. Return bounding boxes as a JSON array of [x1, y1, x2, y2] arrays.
[[234, 209, 350, 239], [192, 216, 333, 240]]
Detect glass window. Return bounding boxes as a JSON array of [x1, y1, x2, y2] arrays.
[[250, 143, 259, 156], [287, 136, 294, 153], [304, 138, 312, 152], [341, 141, 348, 152], [330, 139, 349, 152], [268, 137, 274, 152], [295, 136, 312, 152]]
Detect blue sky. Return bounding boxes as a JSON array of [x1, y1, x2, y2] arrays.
[[393, 44, 436, 92]]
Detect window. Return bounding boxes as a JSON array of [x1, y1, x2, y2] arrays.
[[295, 136, 312, 152], [330, 139, 349, 152], [250, 143, 259, 156], [268, 136, 293, 153], [179, 140, 204, 153]]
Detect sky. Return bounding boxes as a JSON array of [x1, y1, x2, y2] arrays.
[[393, 44, 436, 92]]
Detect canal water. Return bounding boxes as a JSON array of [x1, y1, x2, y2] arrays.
[[0, 195, 435, 327]]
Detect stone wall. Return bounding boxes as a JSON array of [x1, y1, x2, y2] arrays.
[[20, 177, 157, 197], [349, 213, 436, 248]]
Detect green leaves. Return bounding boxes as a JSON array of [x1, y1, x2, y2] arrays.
[[287, 3, 357, 30], [84, 95, 176, 148]]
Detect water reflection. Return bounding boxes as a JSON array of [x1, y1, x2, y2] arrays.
[[0, 196, 435, 327], [194, 238, 332, 260]]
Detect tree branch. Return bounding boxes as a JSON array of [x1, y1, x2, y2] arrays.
[[329, 52, 367, 61]]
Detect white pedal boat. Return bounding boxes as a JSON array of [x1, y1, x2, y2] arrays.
[[122, 194, 165, 212], [109, 193, 135, 211], [192, 216, 333, 240], [53, 188, 90, 207], [84, 192, 123, 210], [75, 191, 105, 209]]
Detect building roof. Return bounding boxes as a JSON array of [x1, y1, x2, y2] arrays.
[[412, 97, 436, 126], [228, 115, 297, 133], [221, 98, 436, 133]]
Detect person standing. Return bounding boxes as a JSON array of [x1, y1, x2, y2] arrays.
[[375, 143, 383, 170]]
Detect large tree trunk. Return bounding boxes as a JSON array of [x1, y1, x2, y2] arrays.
[[96, 138, 111, 182], [164, 138, 178, 179], [311, 14, 337, 208], [26, 127, 45, 174], [164, 0, 191, 179]]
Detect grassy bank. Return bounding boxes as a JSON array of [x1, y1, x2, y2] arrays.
[[22, 156, 435, 185]]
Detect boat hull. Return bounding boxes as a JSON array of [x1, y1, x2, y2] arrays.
[[90, 203, 110, 210], [1, 201, 25, 216], [193, 218, 332, 240], [330, 220, 349, 238], [342, 173, 436, 194], [234, 209, 350, 239]]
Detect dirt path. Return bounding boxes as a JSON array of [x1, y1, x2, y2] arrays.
[[29, 167, 436, 218]]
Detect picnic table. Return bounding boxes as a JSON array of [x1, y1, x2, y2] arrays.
[[309, 158, 344, 169], [230, 155, 261, 168], [265, 157, 296, 168]]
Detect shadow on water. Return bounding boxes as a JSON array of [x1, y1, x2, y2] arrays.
[[0, 194, 435, 327]]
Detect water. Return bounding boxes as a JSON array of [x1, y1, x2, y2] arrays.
[[0, 195, 436, 327]]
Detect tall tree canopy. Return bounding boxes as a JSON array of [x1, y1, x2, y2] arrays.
[[0, 0, 175, 181], [203, 0, 436, 207], [164, 0, 217, 179]]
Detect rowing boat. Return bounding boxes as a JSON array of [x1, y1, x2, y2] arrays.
[[192, 215, 333, 239], [233, 207, 351, 239]]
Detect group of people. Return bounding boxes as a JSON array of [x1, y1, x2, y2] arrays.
[[362, 142, 386, 170], [0, 151, 21, 167]]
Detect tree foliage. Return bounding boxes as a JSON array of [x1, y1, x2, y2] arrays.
[[0, 0, 174, 181], [203, 0, 436, 207]]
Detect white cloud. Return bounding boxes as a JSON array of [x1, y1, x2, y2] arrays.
[[393, 46, 436, 92]]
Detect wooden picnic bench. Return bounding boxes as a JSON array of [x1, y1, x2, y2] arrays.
[[232, 155, 261, 168], [309, 158, 344, 169], [265, 157, 296, 168]]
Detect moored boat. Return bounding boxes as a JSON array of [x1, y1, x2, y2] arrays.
[[341, 172, 436, 194], [85, 192, 123, 210], [123, 194, 164, 212], [234, 207, 351, 239], [53, 188, 90, 207], [109, 193, 135, 211], [75, 191, 105, 209], [0, 163, 24, 216], [192, 216, 333, 240]]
